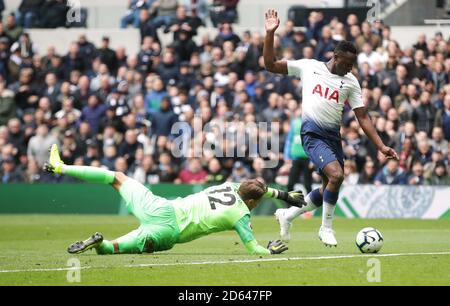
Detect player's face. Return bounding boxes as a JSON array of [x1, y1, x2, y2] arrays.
[[335, 52, 356, 76], [246, 197, 263, 210]]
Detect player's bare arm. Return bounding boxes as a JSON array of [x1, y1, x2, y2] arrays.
[[354, 107, 399, 160], [263, 9, 288, 75]]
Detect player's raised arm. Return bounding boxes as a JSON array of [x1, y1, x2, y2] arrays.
[[354, 107, 399, 160], [263, 9, 288, 75]]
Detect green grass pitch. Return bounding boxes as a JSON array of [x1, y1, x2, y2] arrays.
[[0, 215, 449, 286]]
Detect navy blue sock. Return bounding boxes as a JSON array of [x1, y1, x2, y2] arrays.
[[323, 189, 339, 206], [309, 188, 323, 207]]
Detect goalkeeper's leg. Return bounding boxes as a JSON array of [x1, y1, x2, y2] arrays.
[[96, 229, 152, 255], [68, 229, 152, 255], [44, 144, 116, 185]]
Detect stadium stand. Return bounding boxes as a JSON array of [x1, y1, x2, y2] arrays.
[[0, 0, 449, 188]]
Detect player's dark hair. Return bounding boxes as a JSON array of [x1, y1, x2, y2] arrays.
[[334, 40, 357, 55], [238, 179, 267, 202]]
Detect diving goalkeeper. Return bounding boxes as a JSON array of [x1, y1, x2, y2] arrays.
[[44, 144, 305, 256]]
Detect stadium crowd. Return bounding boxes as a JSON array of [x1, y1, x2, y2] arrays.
[[0, 4, 449, 188]]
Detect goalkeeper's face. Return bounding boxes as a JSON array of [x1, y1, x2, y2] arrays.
[[245, 196, 263, 210]]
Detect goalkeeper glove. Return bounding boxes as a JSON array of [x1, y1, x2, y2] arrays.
[[267, 240, 288, 254], [286, 190, 306, 208]]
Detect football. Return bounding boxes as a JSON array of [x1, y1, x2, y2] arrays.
[[356, 227, 384, 253]]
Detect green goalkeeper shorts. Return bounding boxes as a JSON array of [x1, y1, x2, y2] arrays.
[[119, 178, 180, 252]]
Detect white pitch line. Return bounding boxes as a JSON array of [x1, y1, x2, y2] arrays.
[[126, 251, 450, 268], [1, 252, 450, 274]]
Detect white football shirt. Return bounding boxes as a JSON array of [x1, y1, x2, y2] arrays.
[[287, 59, 364, 138]]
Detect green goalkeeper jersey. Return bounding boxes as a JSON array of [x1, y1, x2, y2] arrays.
[[171, 182, 270, 255]]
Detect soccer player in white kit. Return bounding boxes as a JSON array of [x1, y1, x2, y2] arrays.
[[263, 9, 399, 247]]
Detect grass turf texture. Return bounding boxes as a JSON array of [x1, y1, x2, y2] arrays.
[[0, 215, 449, 286]]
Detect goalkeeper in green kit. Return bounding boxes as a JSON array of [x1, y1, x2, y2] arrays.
[[44, 144, 305, 256]]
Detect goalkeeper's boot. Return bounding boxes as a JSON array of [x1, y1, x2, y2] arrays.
[[68, 232, 104, 254], [43, 144, 64, 174], [274, 209, 292, 242], [318, 226, 337, 247]]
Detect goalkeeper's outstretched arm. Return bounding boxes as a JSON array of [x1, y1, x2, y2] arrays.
[[234, 215, 287, 255], [265, 187, 306, 208]]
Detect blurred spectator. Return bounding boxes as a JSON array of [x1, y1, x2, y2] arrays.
[[133, 154, 160, 184], [98, 37, 118, 74], [407, 161, 425, 186], [4, 14, 23, 42], [176, 157, 207, 183], [435, 94, 450, 141], [358, 159, 377, 184], [63, 42, 86, 79], [17, 0, 44, 28], [114, 156, 130, 174], [83, 138, 100, 166], [210, 0, 240, 27], [206, 157, 228, 184], [149, 0, 179, 28], [7, 118, 27, 155], [121, 0, 153, 29], [343, 160, 360, 185], [251, 157, 275, 184], [284, 110, 312, 192], [171, 28, 198, 62], [227, 160, 251, 183], [409, 49, 431, 82], [425, 161, 450, 185], [145, 77, 168, 113], [164, 5, 201, 42], [384, 64, 409, 100], [213, 22, 240, 48], [0, 1, 4, 21], [118, 129, 142, 166], [179, 0, 209, 21], [101, 145, 117, 170], [155, 51, 178, 85], [55, 98, 81, 122], [0, 79, 16, 125], [149, 96, 178, 137], [305, 11, 325, 42], [157, 151, 177, 182], [60, 130, 83, 164], [398, 136, 414, 171], [412, 91, 436, 136], [27, 124, 59, 167], [1, 156, 24, 183], [413, 139, 433, 165], [314, 26, 337, 62], [78, 34, 97, 65], [429, 126, 448, 155], [81, 95, 107, 135], [355, 21, 381, 52], [139, 9, 160, 44], [290, 31, 309, 60], [40, 0, 68, 29], [374, 159, 406, 185]]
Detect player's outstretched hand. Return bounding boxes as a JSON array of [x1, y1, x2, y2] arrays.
[[267, 240, 288, 254], [380, 145, 399, 161], [265, 9, 280, 33], [286, 191, 306, 208]]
